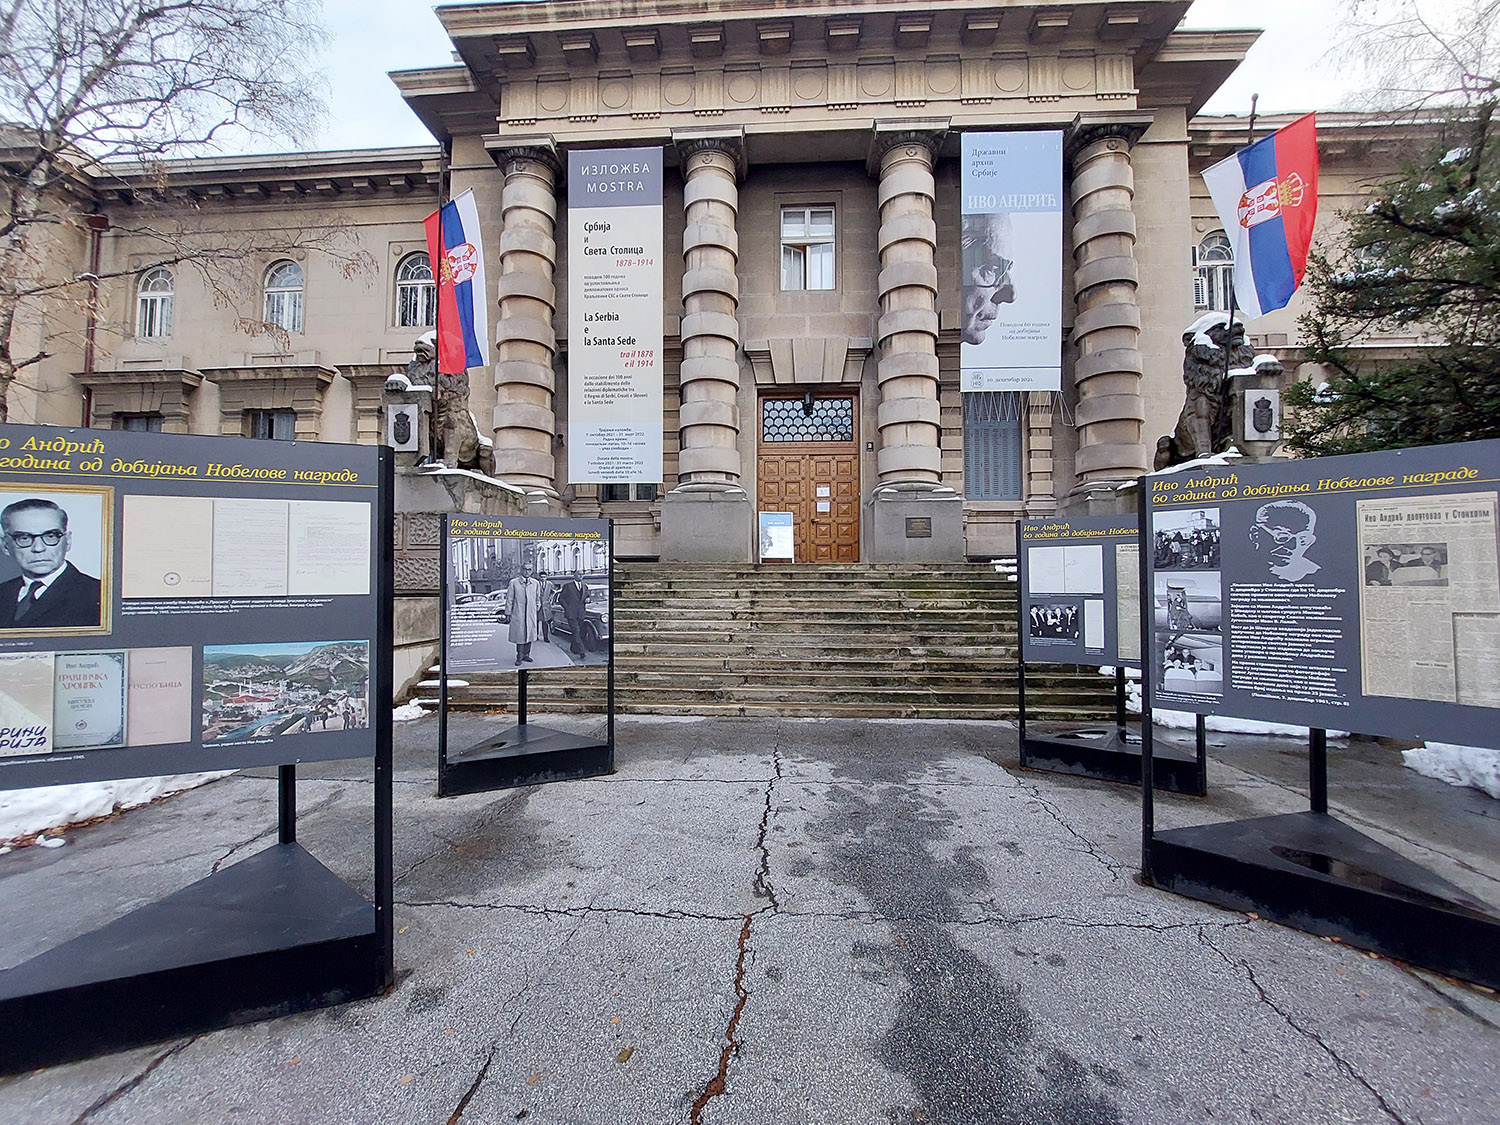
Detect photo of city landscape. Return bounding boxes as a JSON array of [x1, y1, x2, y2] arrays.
[[200, 640, 370, 743]]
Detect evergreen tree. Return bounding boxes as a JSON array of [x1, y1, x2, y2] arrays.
[[1286, 106, 1500, 455], [1286, 0, 1500, 455]]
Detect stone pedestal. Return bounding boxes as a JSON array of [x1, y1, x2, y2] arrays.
[[659, 486, 753, 562], [868, 484, 964, 562]]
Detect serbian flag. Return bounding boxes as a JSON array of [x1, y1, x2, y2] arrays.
[[1201, 113, 1318, 321], [424, 189, 489, 374]]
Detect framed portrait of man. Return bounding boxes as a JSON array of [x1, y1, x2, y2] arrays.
[[0, 484, 113, 635]]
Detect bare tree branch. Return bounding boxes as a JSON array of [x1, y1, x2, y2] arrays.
[[0, 0, 331, 420]]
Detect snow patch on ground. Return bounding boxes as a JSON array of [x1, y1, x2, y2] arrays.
[[1403, 743, 1500, 800], [1118, 673, 1346, 738], [0, 772, 232, 844], [393, 702, 429, 722]]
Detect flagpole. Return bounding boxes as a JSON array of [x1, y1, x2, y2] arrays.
[[1222, 93, 1258, 391]]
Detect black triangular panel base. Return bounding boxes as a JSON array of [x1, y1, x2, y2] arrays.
[[1150, 811, 1500, 989], [438, 723, 612, 796], [0, 843, 382, 1074], [1023, 726, 1204, 794]]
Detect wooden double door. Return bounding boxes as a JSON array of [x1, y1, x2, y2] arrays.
[[756, 392, 860, 563]]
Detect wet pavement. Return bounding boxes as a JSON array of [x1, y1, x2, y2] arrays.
[[0, 714, 1497, 1125]]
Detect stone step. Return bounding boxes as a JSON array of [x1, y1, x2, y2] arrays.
[[609, 643, 1022, 660], [449, 681, 1108, 708], [433, 561, 1095, 719]]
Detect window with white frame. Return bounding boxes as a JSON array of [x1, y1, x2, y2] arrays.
[[395, 251, 436, 327], [263, 259, 305, 332], [780, 206, 835, 291], [136, 266, 174, 338], [1193, 231, 1236, 312], [117, 413, 164, 432], [245, 409, 297, 440]]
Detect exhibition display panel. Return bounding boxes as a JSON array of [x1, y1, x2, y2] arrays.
[[1138, 439, 1500, 987], [1016, 516, 1205, 793], [0, 425, 394, 1072], [438, 514, 614, 795]]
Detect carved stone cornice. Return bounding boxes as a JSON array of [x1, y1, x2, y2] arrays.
[[484, 135, 562, 176], [866, 120, 950, 175], [1065, 111, 1155, 160], [672, 127, 747, 179]]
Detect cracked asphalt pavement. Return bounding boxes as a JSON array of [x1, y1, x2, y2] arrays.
[[1, 715, 1498, 1124]]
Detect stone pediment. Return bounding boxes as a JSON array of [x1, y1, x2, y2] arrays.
[[426, 2, 1199, 157]]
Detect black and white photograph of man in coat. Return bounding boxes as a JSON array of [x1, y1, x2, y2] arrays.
[[445, 534, 610, 674]]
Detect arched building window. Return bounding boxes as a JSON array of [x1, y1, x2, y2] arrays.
[[263, 259, 305, 332], [1193, 231, 1235, 312], [396, 251, 436, 327], [136, 266, 174, 338]]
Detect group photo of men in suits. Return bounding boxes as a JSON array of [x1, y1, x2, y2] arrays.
[[0, 494, 105, 630]]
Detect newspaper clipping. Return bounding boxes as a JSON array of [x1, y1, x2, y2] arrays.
[[1115, 543, 1141, 663], [1358, 491, 1500, 705]]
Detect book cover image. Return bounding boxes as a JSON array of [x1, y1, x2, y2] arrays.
[[0, 651, 55, 757], [126, 646, 193, 747], [53, 651, 127, 751]]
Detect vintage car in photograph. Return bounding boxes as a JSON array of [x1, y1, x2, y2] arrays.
[[452, 590, 508, 623], [541, 578, 610, 652]]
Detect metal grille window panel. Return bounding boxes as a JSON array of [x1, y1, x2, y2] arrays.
[[396, 252, 437, 327], [601, 483, 660, 502], [963, 391, 1025, 500], [762, 397, 855, 443]]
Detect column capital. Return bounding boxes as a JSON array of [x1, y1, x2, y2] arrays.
[[866, 119, 949, 175], [672, 127, 746, 180], [484, 134, 562, 176], [1064, 112, 1154, 161]]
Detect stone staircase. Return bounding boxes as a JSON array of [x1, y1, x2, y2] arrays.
[[444, 562, 1114, 720]]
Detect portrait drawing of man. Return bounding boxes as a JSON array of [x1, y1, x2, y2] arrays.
[[1249, 500, 1321, 583], [960, 211, 1016, 346]]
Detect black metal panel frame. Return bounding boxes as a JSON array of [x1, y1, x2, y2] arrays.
[[1015, 521, 1206, 794], [1134, 485, 1500, 989], [436, 517, 615, 797], [0, 447, 397, 1075]]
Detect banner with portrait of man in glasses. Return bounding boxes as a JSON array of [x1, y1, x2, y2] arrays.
[[959, 131, 1063, 392], [0, 485, 110, 633]]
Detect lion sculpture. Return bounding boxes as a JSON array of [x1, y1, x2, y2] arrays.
[[1154, 313, 1255, 470]]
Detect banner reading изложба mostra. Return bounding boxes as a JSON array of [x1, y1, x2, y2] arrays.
[[568, 148, 663, 483], [959, 131, 1063, 392]]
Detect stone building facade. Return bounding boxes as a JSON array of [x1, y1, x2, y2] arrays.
[[8, 0, 1417, 562]]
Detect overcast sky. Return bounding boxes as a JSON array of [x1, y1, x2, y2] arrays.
[[308, 0, 1355, 154]]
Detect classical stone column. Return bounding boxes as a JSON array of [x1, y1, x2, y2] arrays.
[[1065, 113, 1153, 511], [1025, 390, 1057, 515], [660, 130, 752, 562], [492, 143, 562, 513], [676, 137, 744, 485], [868, 125, 963, 562]]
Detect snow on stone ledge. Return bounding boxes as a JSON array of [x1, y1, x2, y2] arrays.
[[1403, 743, 1500, 800], [417, 463, 526, 496], [0, 772, 232, 845]]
